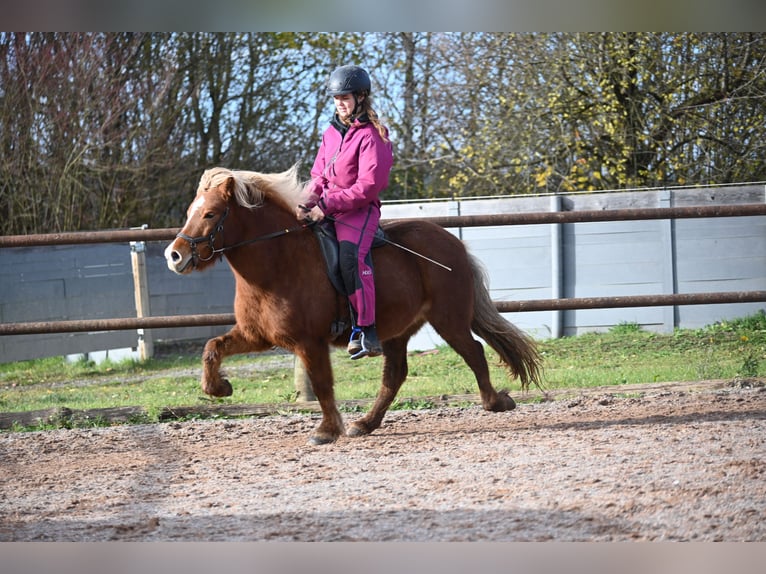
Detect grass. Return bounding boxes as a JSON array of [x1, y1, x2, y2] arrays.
[[1, 310, 764, 429], [538, 315, 765, 387]]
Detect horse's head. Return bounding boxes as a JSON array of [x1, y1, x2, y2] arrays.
[[164, 168, 239, 274], [165, 164, 305, 274]]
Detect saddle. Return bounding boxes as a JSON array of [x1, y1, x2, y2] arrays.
[[312, 221, 388, 297]]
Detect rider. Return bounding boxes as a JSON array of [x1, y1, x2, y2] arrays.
[[296, 64, 394, 359]]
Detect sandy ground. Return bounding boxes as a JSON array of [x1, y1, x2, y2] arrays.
[[1, 381, 764, 542]]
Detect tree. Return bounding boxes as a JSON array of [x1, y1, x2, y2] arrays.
[[1, 33, 764, 234], [0, 33, 179, 233], [473, 32, 766, 194], [392, 32, 766, 197]]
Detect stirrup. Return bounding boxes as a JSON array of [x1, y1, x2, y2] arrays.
[[347, 327, 363, 355], [350, 328, 382, 360]]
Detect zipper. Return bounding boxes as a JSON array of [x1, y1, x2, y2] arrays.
[[323, 127, 348, 181]]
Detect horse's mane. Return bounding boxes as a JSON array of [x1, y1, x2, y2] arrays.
[[198, 163, 307, 212]]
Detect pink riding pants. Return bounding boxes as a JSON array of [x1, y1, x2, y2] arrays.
[[334, 204, 380, 327]]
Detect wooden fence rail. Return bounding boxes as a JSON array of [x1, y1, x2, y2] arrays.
[[2, 203, 765, 248], [2, 202, 765, 338]]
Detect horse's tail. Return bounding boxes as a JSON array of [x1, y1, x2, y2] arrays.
[[469, 253, 543, 391]]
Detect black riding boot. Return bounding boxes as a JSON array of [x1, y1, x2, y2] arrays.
[[350, 324, 382, 360]]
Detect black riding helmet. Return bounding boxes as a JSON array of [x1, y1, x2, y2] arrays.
[[326, 65, 371, 97]]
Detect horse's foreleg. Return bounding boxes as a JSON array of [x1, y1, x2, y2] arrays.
[[297, 343, 345, 445], [348, 337, 409, 437], [201, 326, 267, 397]]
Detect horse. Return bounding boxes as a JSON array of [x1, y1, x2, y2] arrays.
[[164, 164, 543, 445]]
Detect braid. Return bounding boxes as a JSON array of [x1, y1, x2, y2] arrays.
[[349, 94, 389, 142], [365, 107, 389, 142]]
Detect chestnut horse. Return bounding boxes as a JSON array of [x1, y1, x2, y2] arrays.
[[165, 165, 542, 445]]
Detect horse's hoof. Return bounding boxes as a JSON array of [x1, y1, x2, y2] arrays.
[[347, 423, 370, 437], [498, 390, 516, 411], [486, 390, 516, 412], [203, 378, 233, 398], [308, 433, 338, 446]]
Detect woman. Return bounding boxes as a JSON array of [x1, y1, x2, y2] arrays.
[[297, 64, 394, 359]]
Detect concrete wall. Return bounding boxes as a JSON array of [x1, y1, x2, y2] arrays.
[[382, 184, 766, 349], [1, 184, 764, 362]]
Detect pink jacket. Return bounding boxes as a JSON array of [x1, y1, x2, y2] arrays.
[[307, 117, 394, 215]]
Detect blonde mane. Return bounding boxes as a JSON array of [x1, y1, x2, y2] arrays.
[[198, 163, 306, 212]]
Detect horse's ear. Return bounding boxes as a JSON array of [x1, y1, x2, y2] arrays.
[[221, 176, 235, 200]]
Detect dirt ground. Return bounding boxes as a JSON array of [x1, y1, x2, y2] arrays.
[[1, 380, 764, 542]]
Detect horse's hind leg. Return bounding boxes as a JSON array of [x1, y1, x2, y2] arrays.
[[347, 336, 409, 437], [201, 325, 269, 397], [433, 323, 516, 412]]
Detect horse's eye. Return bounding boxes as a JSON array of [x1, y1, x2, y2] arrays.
[[203, 212, 215, 219]]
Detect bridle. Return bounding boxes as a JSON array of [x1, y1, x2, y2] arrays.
[[175, 206, 230, 264], [175, 205, 314, 266]]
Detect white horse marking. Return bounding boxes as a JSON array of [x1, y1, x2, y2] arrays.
[[188, 195, 206, 222]]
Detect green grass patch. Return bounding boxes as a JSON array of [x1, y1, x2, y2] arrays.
[[0, 350, 298, 416], [539, 310, 766, 387], [1, 310, 764, 430]]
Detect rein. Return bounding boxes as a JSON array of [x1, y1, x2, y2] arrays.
[[175, 206, 315, 265]]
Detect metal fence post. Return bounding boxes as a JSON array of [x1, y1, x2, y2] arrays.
[[550, 195, 564, 338], [660, 189, 678, 333]]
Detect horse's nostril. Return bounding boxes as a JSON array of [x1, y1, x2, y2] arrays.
[[171, 250, 181, 263]]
